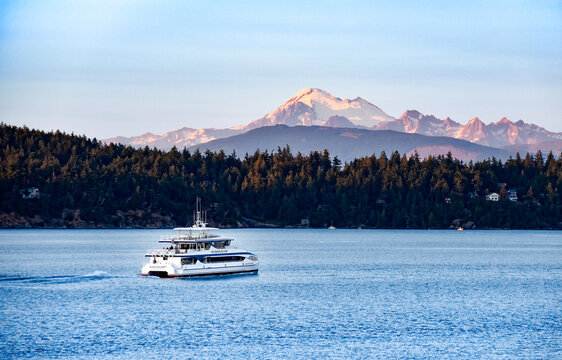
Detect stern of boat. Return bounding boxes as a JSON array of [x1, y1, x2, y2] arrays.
[[141, 262, 179, 278]]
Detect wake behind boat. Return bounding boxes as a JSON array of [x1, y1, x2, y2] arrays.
[[141, 199, 259, 278]]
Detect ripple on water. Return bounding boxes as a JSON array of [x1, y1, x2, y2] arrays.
[[0, 229, 560, 359]]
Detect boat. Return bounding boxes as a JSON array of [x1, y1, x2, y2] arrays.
[[140, 199, 259, 278], [328, 225, 336, 230]]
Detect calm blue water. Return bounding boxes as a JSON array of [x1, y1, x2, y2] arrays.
[[0, 229, 560, 359]]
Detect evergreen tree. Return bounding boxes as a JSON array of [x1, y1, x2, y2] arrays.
[[1, 124, 561, 229]]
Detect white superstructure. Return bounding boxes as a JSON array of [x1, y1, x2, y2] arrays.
[[141, 199, 258, 278]]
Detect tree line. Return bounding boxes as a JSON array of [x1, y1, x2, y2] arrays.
[[1, 124, 561, 228]]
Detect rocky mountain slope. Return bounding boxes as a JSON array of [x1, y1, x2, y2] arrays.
[[380, 110, 562, 148], [243, 88, 395, 129], [104, 88, 562, 154], [105, 127, 243, 150]]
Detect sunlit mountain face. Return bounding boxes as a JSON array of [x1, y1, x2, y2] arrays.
[[104, 88, 562, 154]]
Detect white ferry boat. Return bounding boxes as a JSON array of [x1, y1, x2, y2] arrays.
[[141, 201, 259, 278]]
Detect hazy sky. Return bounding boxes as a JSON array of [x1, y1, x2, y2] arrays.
[[1, 0, 561, 138]]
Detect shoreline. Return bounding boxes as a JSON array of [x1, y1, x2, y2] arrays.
[[1, 225, 560, 230]]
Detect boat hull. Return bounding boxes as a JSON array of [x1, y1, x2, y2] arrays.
[[143, 269, 258, 278], [141, 263, 259, 278]]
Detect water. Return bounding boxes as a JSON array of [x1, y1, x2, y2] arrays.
[[0, 229, 560, 359]]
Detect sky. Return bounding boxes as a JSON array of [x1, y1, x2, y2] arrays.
[[0, 0, 561, 138]]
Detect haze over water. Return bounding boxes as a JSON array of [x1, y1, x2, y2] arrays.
[[0, 229, 560, 359]]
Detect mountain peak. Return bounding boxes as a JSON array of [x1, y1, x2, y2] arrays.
[[399, 110, 424, 120], [467, 117, 484, 126], [443, 117, 460, 127], [292, 88, 343, 108], [457, 117, 487, 144], [494, 117, 513, 125], [292, 87, 325, 99], [299, 87, 323, 94], [246, 88, 395, 129], [321, 115, 356, 128], [103, 89, 562, 152]]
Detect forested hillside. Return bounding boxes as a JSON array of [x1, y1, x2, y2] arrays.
[[1, 124, 561, 229]]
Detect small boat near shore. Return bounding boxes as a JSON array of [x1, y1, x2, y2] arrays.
[[140, 199, 259, 278]]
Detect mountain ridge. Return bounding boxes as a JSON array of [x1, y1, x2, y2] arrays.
[[188, 125, 514, 162], [103, 88, 562, 154]]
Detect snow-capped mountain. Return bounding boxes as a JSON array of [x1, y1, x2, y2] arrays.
[[378, 110, 562, 148], [376, 110, 462, 138], [104, 127, 243, 150], [245, 88, 395, 129], [103, 88, 395, 149], [103, 88, 562, 153]]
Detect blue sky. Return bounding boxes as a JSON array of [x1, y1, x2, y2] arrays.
[[0, 0, 561, 138]]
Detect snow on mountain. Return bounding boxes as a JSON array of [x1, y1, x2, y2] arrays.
[[511, 119, 562, 144], [103, 88, 562, 152], [245, 88, 395, 129], [105, 132, 160, 147], [104, 127, 243, 149], [453, 116, 561, 148], [103, 88, 395, 149], [376, 110, 461, 137], [457, 117, 487, 144], [377, 111, 562, 149]]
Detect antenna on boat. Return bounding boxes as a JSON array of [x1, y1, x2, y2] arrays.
[[193, 196, 207, 228]]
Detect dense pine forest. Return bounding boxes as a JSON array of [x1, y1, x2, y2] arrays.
[[1, 124, 561, 229]]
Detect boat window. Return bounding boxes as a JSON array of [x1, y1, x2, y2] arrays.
[[181, 257, 196, 265], [204, 256, 245, 263]]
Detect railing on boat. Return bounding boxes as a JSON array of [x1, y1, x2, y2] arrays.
[[160, 233, 222, 242], [148, 245, 239, 256]]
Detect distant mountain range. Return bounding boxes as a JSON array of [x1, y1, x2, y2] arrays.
[[381, 110, 562, 149], [104, 88, 562, 160], [188, 125, 513, 162]]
